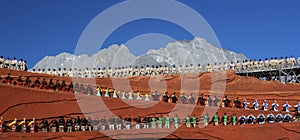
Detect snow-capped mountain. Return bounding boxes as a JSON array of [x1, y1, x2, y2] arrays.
[[32, 37, 247, 70]]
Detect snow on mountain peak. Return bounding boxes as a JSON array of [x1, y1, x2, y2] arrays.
[[32, 37, 247, 70]]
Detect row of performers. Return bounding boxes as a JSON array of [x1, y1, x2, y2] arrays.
[[0, 56, 28, 71], [97, 90, 300, 113], [1, 74, 300, 113], [2, 73, 300, 113], [0, 116, 92, 133], [0, 112, 298, 133], [30, 55, 300, 78]]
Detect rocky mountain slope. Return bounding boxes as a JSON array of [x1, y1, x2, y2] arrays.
[[32, 37, 247, 70]]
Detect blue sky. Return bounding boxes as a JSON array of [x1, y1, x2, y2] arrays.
[[0, 0, 300, 68]]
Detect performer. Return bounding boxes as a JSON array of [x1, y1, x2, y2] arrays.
[[247, 114, 256, 124], [222, 96, 231, 107], [8, 118, 17, 132], [275, 114, 283, 123], [80, 117, 88, 131], [108, 116, 115, 130], [233, 97, 241, 108], [223, 62, 228, 70], [229, 61, 235, 70], [184, 65, 189, 74], [66, 116, 73, 132], [212, 112, 219, 126], [282, 101, 292, 112], [162, 92, 170, 103], [128, 91, 134, 100], [16, 76, 24, 86], [185, 115, 191, 128], [4, 57, 10, 68], [40, 119, 49, 132], [165, 114, 171, 129], [151, 115, 157, 129], [283, 114, 292, 122], [243, 99, 250, 109], [124, 115, 131, 130], [173, 114, 180, 129], [144, 93, 150, 101], [157, 115, 163, 129], [235, 60, 241, 72], [113, 90, 119, 99], [192, 114, 197, 127], [104, 88, 110, 97], [135, 116, 142, 129], [188, 93, 195, 104], [198, 94, 206, 106], [143, 115, 151, 129], [256, 114, 265, 125], [294, 102, 300, 112], [5, 73, 13, 84], [266, 113, 275, 124], [0, 116, 3, 133], [171, 65, 177, 74], [87, 117, 93, 131], [58, 117, 65, 132], [18, 118, 26, 132], [27, 118, 36, 133], [50, 118, 58, 132], [116, 115, 123, 130], [231, 113, 237, 126], [198, 64, 203, 73], [152, 91, 160, 101], [136, 91, 142, 100], [271, 100, 279, 111], [203, 113, 209, 127], [252, 99, 259, 110], [0, 56, 4, 68], [222, 113, 229, 126], [188, 64, 194, 73], [164, 65, 169, 75], [206, 64, 212, 72], [96, 87, 102, 96], [11, 57, 18, 70], [207, 95, 212, 106], [40, 78, 48, 89], [262, 100, 268, 111], [74, 116, 81, 131], [238, 115, 247, 125], [121, 91, 127, 100], [100, 116, 107, 130], [180, 93, 187, 104]]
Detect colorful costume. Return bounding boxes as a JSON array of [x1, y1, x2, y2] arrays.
[[112, 90, 118, 98], [262, 100, 268, 111], [283, 101, 291, 112], [252, 99, 259, 110], [257, 114, 265, 124], [271, 100, 279, 111], [185, 116, 191, 128], [128, 91, 134, 100], [104, 89, 110, 97], [144, 93, 150, 101]]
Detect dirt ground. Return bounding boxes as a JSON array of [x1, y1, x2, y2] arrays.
[[0, 68, 300, 140]]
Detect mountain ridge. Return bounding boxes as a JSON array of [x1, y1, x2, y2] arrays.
[[32, 37, 247, 70]]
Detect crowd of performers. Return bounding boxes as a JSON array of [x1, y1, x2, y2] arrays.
[[1, 73, 300, 113], [0, 56, 28, 71], [1, 73, 75, 92], [29, 56, 300, 78], [100, 90, 300, 113], [0, 111, 299, 133], [1, 55, 300, 78]]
